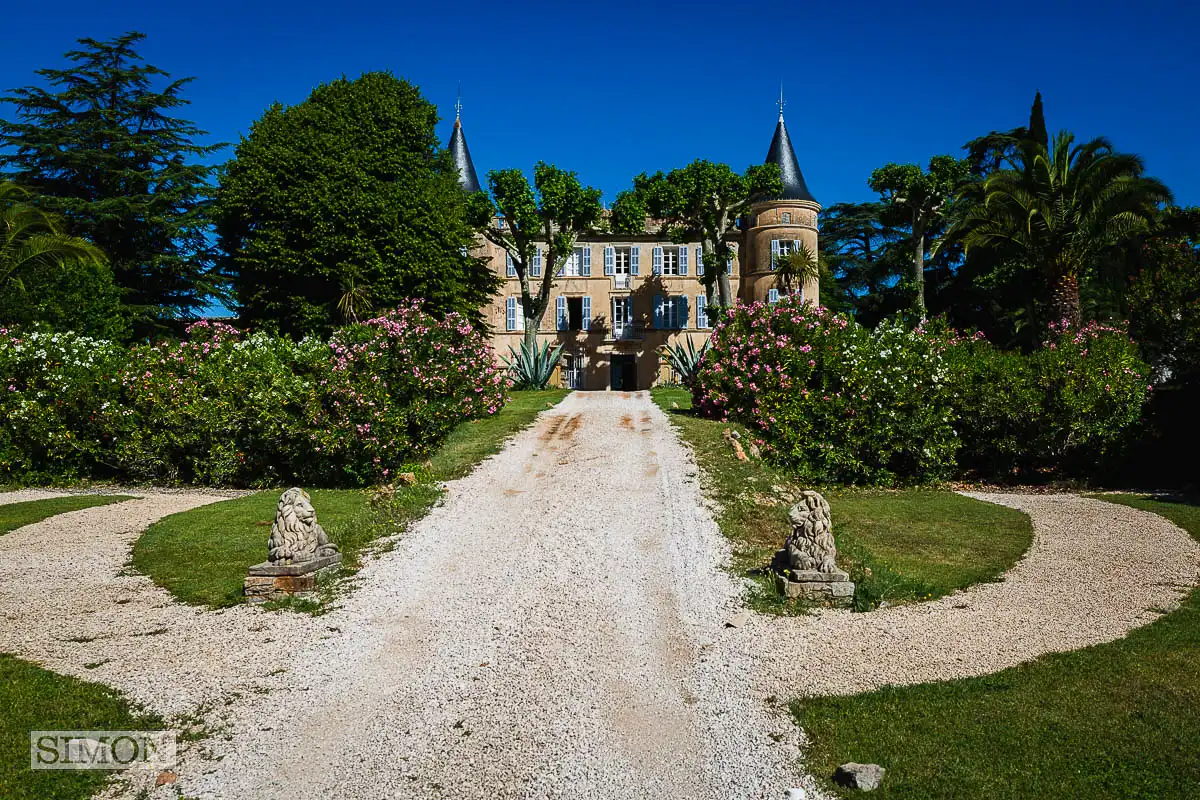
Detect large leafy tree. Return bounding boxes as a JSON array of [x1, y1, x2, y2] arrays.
[[216, 72, 497, 336], [819, 201, 907, 324], [610, 160, 782, 309], [0, 32, 222, 336], [955, 132, 1171, 329], [468, 164, 602, 350], [868, 156, 968, 321]]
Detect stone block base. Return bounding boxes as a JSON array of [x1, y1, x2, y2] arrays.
[[244, 554, 341, 603], [774, 569, 855, 607]]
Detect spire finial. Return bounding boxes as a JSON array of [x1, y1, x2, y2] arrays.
[[455, 83, 462, 123], [778, 82, 785, 120]]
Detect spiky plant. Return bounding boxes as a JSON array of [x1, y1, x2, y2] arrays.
[[502, 339, 564, 389], [659, 337, 710, 387]]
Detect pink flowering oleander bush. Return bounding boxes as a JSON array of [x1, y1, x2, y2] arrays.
[[693, 297, 1152, 484], [0, 328, 125, 482], [942, 319, 1151, 477], [0, 305, 508, 487], [306, 304, 509, 485], [692, 297, 958, 485]]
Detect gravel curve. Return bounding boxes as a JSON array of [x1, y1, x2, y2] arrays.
[[751, 492, 1200, 697], [176, 391, 813, 800], [0, 490, 319, 718]]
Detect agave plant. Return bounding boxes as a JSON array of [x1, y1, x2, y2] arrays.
[[503, 339, 565, 389], [659, 337, 710, 387]]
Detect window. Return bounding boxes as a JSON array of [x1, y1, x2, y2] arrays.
[[532, 247, 543, 277], [556, 295, 592, 331], [506, 296, 524, 330], [606, 246, 636, 288], [611, 296, 633, 338], [769, 238, 803, 269], [561, 246, 591, 276], [613, 247, 630, 274], [654, 294, 689, 329], [781, 212, 792, 223], [653, 245, 689, 276], [506, 253, 515, 277], [768, 288, 780, 304], [696, 295, 708, 329]]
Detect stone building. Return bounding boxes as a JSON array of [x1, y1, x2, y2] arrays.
[[452, 104, 819, 390]]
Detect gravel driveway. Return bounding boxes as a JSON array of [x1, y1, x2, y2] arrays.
[[2, 392, 1198, 799]]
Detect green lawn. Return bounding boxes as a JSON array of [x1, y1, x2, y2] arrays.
[[650, 389, 1031, 612], [0, 654, 159, 800], [133, 389, 569, 608], [793, 493, 1200, 799], [0, 495, 133, 536]]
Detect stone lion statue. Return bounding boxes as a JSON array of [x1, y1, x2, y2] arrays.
[[783, 490, 838, 573], [267, 488, 339, 564]]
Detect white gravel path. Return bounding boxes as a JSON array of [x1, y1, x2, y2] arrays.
[[2, 394, 1198, 800], [176, 391, 810, 799], [751, 492, 1200, 697], [0, 490, 319, 717]]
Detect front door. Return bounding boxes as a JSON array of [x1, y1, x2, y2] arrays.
[[611, 354, 637, 391]]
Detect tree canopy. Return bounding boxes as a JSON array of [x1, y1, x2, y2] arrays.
[[611, 160, 782, 308], [215, 71, 498, 337], [0, 31, 223, 337], [468, 163, 602, 349]]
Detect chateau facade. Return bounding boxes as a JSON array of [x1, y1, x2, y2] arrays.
[[451, 107, 819, 390]]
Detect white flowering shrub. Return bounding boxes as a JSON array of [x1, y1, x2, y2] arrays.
[[0, 327, 125, 481], [693, 297, 957, 485]]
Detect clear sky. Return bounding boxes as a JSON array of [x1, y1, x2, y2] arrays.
[[3, 0, 1198, 208]]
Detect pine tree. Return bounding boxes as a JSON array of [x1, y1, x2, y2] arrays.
[[0, 32, 224, 335]]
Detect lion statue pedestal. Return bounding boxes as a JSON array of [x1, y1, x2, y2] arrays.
[[244, 488, 341, 604], [771, 490, 854, 607]]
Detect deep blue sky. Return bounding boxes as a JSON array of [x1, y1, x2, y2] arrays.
[[3, 0, 1198, 207]]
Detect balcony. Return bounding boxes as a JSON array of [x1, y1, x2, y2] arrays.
[[607, 323, 644, 342], [612, 274, 632, 290]]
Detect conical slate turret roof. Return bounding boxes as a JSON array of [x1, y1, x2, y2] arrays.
[[449, 112, 481, 194], [764, 113, 816, 204]]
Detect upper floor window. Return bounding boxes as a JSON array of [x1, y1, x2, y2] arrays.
[[781, 212, 792, 223], [653, 245, 689, 276], [770, 238, 803, 269], [561, 246, 591, 277]]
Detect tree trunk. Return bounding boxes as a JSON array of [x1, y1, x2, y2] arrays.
[[718, 272, 732, 308], [912, 216, 926, 322], [1050, 272, 1081, 330]]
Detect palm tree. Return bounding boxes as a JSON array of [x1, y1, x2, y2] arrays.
[[1, 182, 106, 292], [775, 242, 820, 297], [955, 132, 1171, 329]]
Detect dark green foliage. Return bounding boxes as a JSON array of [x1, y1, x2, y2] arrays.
[[216, 72, 497, 336], [0, 32, 224, 336], [794, 494, 1200, 800], [658, 337, 709, 387]]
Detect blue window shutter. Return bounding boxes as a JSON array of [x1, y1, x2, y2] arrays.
[[604, 246, 614, 276], [506, 253, 515, 277], [727, 255, 733, 275], [653, 294, 664, 328], [556, 295, 567, 330], [768, 288, 779, 304], [506, 297, 516, 330], [652, 246, 663, 275], [697, 295, 707, 329], [631, 246, 640, 276], [581, 295, 591, 330], [679, 295, 689, 328], [679, 247, 688, 275], [770, 239, 780, 269], [533, 247, 542, 276], [582, 246, 591, 276], [696, 248, 704, 276]]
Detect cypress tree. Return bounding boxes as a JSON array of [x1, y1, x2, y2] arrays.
[[0, 32, 224, 336]]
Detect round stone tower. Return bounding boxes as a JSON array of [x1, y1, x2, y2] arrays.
[[741, 106, 820, 305]]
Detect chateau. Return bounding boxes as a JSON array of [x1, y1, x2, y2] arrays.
[[451, 105, 820, 390]]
